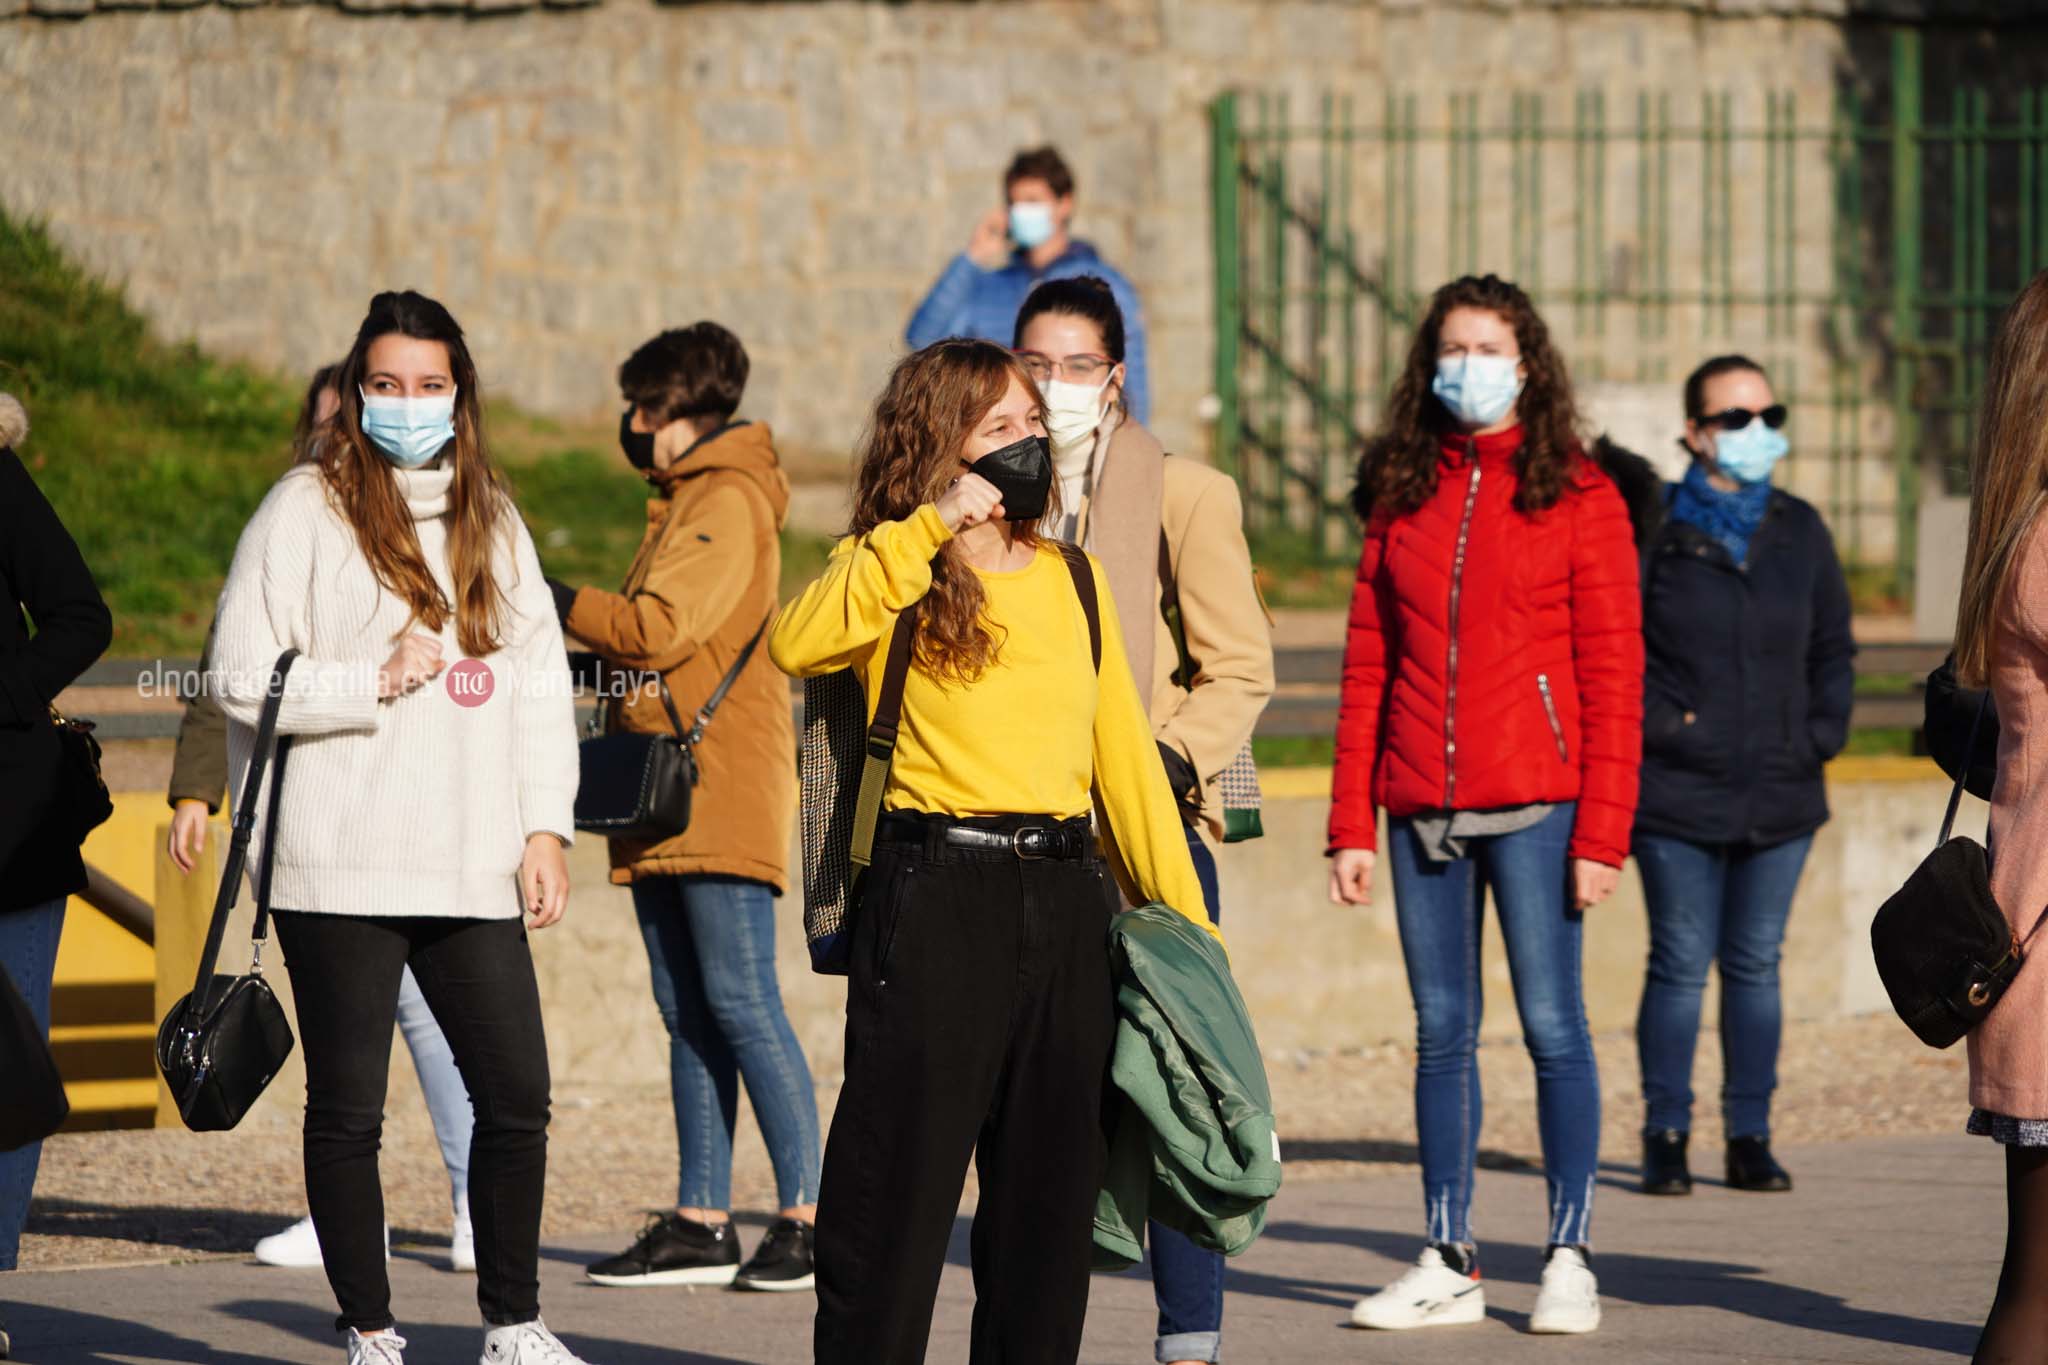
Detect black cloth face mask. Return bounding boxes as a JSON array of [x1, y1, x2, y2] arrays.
[[967, 434, 1052, 523], [618, 409, 657, 471]]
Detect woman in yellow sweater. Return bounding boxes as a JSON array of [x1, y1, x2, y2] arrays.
[[771, 338, 1211, 1364]]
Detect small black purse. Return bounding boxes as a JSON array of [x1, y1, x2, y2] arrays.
[[1871, 693, 2041, 1049], [48, 703, 114, 843], [573, 620, 768, 842], [156, 649, 299, 1132]]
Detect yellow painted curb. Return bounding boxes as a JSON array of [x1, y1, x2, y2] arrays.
[[1258, 753, 1944, 801]]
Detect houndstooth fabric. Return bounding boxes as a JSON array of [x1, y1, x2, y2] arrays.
[[1217, 741, 1263, 842], [799, 670, 867, 973], [1969, 1108, 2048, 1146]]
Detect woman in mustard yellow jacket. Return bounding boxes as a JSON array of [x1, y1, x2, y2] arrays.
[[770, 338, 1211, 1365]]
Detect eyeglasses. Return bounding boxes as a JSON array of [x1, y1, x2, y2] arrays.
[[1701, 404, 1788, 431], [1014, 350, 1113, 384]]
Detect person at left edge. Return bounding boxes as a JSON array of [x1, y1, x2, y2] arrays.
[[905, 144, 1152, 423], [542, 323, 822, 1298], [208, 291, 587, 1365], [0, 390, 114, 1363]]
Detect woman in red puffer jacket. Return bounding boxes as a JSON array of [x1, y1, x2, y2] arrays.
[[1330, 275, 1643, 1338]]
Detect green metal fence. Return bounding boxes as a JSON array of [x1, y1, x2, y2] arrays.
[[1211, 29, 2048, 593]]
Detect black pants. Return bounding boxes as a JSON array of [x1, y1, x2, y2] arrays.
[[272, 912, 550, 1333], [813, 814, 1118, 1365]]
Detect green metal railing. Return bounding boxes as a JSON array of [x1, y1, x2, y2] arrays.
[[1211, 29, 2048, 592]]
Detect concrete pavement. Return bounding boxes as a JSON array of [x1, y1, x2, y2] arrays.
[[2, 1135, 1994, 1363]]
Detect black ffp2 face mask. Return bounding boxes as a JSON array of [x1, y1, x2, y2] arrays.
[[618, 409, 657, 471], [967, 433, 1053, 524]]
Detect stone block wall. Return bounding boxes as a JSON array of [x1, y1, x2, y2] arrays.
[[0, 0, 2026, 469]]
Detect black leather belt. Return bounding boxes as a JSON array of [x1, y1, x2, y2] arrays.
[[878, 813, 1092, 862]]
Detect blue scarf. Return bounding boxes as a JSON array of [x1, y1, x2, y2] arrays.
[[1668, 461, 1772, 566]]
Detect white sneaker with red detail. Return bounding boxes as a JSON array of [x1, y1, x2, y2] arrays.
[[1349, 1245, 1486, 1330], [1530, 1245, 1602, 1334]]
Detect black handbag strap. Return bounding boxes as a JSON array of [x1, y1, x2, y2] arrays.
[[1055, 543, 1102, 673], [645, 615, 771, 747], [848, 600, 921, 875], [184, 649, 297, 1020], [1939, 690, 1991, 846]]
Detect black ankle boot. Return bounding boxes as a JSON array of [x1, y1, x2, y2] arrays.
[[1640, 1128, 1692, 1195], [1726, 1135, 1792, 1191]]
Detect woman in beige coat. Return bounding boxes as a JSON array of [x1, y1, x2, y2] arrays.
[[1013, 277, 1274, 1365], [1953, 272, 2048, 1361]]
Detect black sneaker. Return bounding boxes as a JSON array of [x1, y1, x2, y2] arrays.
[[1726, 1136, 1793, 1192], [586, 1213, 741, 1287], [733, 1218, 816, 1292], [1640, 1128, 1693, 1196]]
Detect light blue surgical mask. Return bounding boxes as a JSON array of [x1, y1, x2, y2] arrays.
[[360, 387, 457, 469], [1710, 420, 1789, 484], [1009, 201, 1056, 250], [1431, 354, 1524, 428]]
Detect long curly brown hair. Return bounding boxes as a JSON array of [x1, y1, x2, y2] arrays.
[[1353, 274, 1586, 519], [849, 339, 1050, 685], [319, 291, 514, 659]]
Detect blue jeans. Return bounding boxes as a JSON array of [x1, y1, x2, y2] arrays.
[[1148, 824, 1225, 1362], [395, 964, 474, 1212], [1634, 831, 1814, 1140], [631, 875, 821, 1211], [1389, 804, 1600, 1250], [0, 897, 66, 1271]]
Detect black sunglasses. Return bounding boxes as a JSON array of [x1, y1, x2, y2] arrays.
[[1701, 404, 1788, 432]]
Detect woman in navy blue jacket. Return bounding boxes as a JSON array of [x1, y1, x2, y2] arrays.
[[1632, 356, 1854, 1198]]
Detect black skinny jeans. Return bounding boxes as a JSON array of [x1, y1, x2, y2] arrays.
[[813, 814, 1118, 1365], [272, 912, 550, 1334]]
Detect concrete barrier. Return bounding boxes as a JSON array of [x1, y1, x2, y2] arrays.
[[148, 757, 1979, 1130]]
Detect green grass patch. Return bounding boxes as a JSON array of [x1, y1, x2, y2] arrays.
[[1252, 734, 1337, 768], [1842, 726, 1916, 757], [1, 209, 829, 654], [1246, 528, 1355, 610], [1853, 671, 1920, 697]]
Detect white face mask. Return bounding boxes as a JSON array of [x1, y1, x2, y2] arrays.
[[1041, 376, 1113, 472]]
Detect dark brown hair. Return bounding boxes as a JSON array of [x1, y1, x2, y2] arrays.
[[618, 322, 750, 429], [320, 291, 513, 659], [1013, 275, 1125, 362], [1683, 354, 1769, 422], [1353, 274, 1585, 519], [1956, 274, 2048, 685], [290, 362, 341, 466], [850, 339, 1049, 685], [1005, 145, 1075, 200]]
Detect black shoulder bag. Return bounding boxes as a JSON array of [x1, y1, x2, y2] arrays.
[[573, 619, 769, 842], [156, 649, 299, 1131], [1871, 691, 2043, 1048]]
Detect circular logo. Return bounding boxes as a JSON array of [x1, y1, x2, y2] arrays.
[[446, 658, 495, 708]]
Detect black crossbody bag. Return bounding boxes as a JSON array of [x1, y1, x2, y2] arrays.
[[574, 619, 769, 842], [1871, 692, 2046, 1049], [156, 649, 299, 1131]]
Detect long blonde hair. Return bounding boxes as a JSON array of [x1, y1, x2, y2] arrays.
[[1955, 273, 2048, 686]]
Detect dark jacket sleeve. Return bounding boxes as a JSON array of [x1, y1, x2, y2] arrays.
[[167, 617, 230, 811], [1805, 512, 1856, 763], [0, 448, 113, 723]]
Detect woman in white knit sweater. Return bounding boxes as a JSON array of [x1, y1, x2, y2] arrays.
[[208, 292, 584, 1365]]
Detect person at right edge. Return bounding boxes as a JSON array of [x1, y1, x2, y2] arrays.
[[1952, 272, 2048, 1363], [1327, 275, 1642, 1336], [0, 391, 114, 1363], [543, 323, 822, 1295], [1630, 355, 1853, 1199], [1014, 275, 1274, 1365], [770, 338, 1215, 1364]]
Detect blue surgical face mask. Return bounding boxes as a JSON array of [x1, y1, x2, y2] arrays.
[[1709, 420, 1788, 484], [1431, 354, 1524, 429], [360, 387, 457, 469], [1009, 201, 1056, 250]]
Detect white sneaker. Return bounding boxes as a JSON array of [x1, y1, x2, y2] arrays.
[[254, 1215, 390, 1268], [480, 1319, 590, 1365], [346, 1328, 408, 1365], [1530, 1246, 1601, 1334], [1349, 1245, 1486, 1330], [449, 1208, 476, 1274]]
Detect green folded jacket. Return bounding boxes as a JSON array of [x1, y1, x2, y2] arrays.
[[1093, 903, 1283, 1269]]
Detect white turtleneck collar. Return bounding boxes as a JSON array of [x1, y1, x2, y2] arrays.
[[394, 463, 455, 521]]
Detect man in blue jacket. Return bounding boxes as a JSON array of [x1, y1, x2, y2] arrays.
[[905, 145, 1151, 423]]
